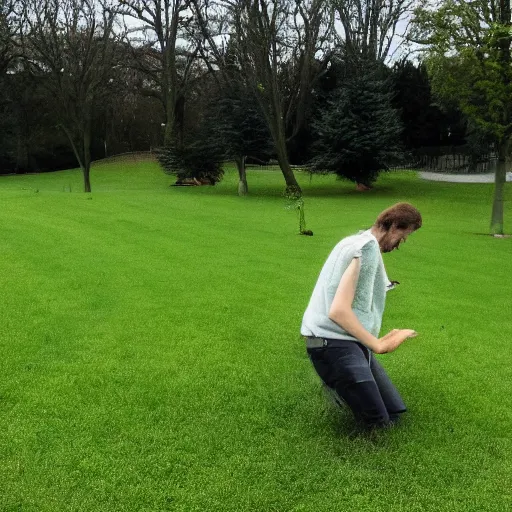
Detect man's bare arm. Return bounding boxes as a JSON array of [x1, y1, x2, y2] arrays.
[[328, 258, 417, 354]]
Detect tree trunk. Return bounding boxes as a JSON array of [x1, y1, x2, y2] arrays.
[[492, 0, 512, 234], [14, 101, 29, 172], [162, 94, 184, 147], [490, 139, 508, 234], [163, 99, 176, 147], [162, 32, 179, 148], [61, 123, 88, 191], [83, 161, 92, 193], [15, 127, 29, 173], [82, 114, 92, 193], [236, 156, 248, 196], [270, 120, 302, 195], [262, 104, 302, 195], [82, 146, 92, 192], [175, 95, 185, 149], [276, 144, 302, 195]]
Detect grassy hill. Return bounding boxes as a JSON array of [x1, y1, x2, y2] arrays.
[[1, 162, 511, 511]]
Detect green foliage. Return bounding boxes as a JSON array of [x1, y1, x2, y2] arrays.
[[212, 83, 273, 163], [413, 0, 512, 143], [284, 188, 311, 235], [156, 80, 270, 185], [156, 125, 225, 184], [309, 67, 403, 186], [426, 51, 512, 142]]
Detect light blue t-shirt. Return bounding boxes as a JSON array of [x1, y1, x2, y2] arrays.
[[301, 230, 390, 342]]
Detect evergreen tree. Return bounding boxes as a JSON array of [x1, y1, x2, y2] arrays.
[[309, 67, 403, 187], [213, 82, 272, 195], [156, 113, 225, 185]]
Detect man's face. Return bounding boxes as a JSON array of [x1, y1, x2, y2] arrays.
[[380, 226, 415, 253]]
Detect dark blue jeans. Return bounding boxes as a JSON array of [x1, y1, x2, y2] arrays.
[[307, 338, 406, 429]]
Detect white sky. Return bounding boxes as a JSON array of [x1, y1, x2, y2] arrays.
[[119, 7, 418, 64]]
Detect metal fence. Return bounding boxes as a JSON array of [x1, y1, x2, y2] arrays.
[[389, 147, 498, 174], [91, 151, 156, 166], [91, 149, 498, 175]]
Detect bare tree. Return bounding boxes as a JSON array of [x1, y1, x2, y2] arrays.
[[283, 0, 333, 159], [0, 0, 18, 76], [188, 1, 333, 192], [20, 0, 120, 192], [1, 0, 18, 167], [332, 0, 417, 64], [118, 0, 203, 146], [188, 0, 229, 73], [221, 0, 305, 194], [187, 0, 257, 194]]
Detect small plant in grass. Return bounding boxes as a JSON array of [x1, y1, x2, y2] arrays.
[[285, 189, 313, 236]]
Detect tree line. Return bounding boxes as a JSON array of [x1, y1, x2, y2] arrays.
[[1, 0, 510, 232]]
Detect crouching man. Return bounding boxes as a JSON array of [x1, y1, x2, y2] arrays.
[[301, 203, 422, 430]]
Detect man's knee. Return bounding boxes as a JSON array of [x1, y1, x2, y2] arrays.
[[334, 380, 389, 424]]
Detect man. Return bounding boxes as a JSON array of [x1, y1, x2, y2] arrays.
[[301, 203, 422, 430]]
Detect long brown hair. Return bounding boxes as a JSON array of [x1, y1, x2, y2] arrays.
[[375, 203, 422, 231]]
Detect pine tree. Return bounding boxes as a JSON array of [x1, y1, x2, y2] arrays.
[[213, 82, 272, 195], [156, 116, 225, 185], [309, 67, 403, 187]]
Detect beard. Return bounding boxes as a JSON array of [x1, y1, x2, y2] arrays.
[[381, 233, 400, 253]]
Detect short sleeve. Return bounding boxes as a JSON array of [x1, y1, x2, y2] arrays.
[[352, 241, 379, 312], [325, 244, 363, 296]]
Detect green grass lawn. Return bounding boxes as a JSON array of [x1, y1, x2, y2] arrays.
[[1, 162, 511, 511]]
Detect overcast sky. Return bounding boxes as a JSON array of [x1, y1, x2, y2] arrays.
[[119, 8, 417, 64]]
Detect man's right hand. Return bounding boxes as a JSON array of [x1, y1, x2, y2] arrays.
[[379, 329, 418, 353]]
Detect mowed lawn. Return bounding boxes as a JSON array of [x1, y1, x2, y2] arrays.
[[1, 161, 511, 512]]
